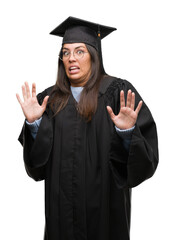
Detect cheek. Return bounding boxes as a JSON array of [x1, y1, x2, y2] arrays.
[[63, 63, 69, 74], [82, 58, 91, 73]]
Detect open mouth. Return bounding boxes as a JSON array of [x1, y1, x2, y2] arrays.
[[69, 66, 80, 74]]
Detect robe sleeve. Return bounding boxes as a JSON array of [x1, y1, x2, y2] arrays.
[[18, 88, 53, 181], [109, 79, 159, 188], [25, 117, 42, 139]]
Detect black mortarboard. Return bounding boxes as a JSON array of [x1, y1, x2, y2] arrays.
[[50, 16, 116, 50], [50, 16, 117, 73]]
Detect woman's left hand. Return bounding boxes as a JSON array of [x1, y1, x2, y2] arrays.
[[107, 90, 143, 130]]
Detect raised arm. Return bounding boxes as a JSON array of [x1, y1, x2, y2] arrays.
[[107, 79, 158, 188], [17, 83, 52, 181]]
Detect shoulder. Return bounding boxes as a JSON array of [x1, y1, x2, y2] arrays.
[[99, 75, 134, 95], [99, 76, 131, 103], [99, 75, 143, 107], [99, 75, 122, 94]]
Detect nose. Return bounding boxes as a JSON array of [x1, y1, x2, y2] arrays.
[[69, 52, 76, 62]]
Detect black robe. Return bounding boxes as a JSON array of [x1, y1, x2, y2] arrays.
[[18, 76, 159, 240]]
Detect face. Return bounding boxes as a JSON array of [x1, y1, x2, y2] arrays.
[[62, 43, 91, 87]]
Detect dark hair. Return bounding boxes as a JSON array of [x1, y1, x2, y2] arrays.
[[49, 44, 105, 121]]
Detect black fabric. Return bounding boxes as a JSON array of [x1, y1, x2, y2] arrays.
[[50, 16, 116, 42], [62, 25, 99, 51], [18, 76, 158, 240]]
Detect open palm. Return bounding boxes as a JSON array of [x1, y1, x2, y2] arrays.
[[16, 82, 49, 123], [107, 90, 142, 130]]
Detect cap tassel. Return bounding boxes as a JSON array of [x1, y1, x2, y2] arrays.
[[97, 25, 105, 74], [98, 25, 101, 38]]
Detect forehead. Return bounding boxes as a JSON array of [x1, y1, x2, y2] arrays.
[[62, 43, 87, 49]]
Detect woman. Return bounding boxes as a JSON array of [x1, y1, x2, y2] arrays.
[[17, 17, 158, 240]]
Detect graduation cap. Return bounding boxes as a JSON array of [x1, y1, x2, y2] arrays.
[[50, 16, 117, 73]]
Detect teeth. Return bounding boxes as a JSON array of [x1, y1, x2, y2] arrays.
[[70, 67, 78, 70]]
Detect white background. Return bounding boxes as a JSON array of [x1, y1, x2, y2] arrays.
[[0, 0, 174, 239]]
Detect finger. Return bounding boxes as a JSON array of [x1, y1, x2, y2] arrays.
[[106, 106, 116, 121], [135, 100, 143, 115], [120, 90, 125, 108], [22, 84, 27, 101], [130, 92, 135, 110], [126, 89, 132, 108], [41, 96, 49, 110], [16, 93, 23, 106], [25, 82, 31, 98], [32, 83, 36, 97]]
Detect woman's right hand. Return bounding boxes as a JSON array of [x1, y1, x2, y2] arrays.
[[16, 82, 49, 123]]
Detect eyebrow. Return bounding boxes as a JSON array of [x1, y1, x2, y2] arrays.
[[62, 45, 86, 50]]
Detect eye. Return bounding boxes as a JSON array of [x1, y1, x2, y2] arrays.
[[76, 49, 84, 55], [62, 51, 70, 57]]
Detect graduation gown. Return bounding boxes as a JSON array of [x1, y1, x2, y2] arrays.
[[18, 76, 159, 240]]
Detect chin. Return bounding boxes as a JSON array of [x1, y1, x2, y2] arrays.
[[68, 74, 81, 82]]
